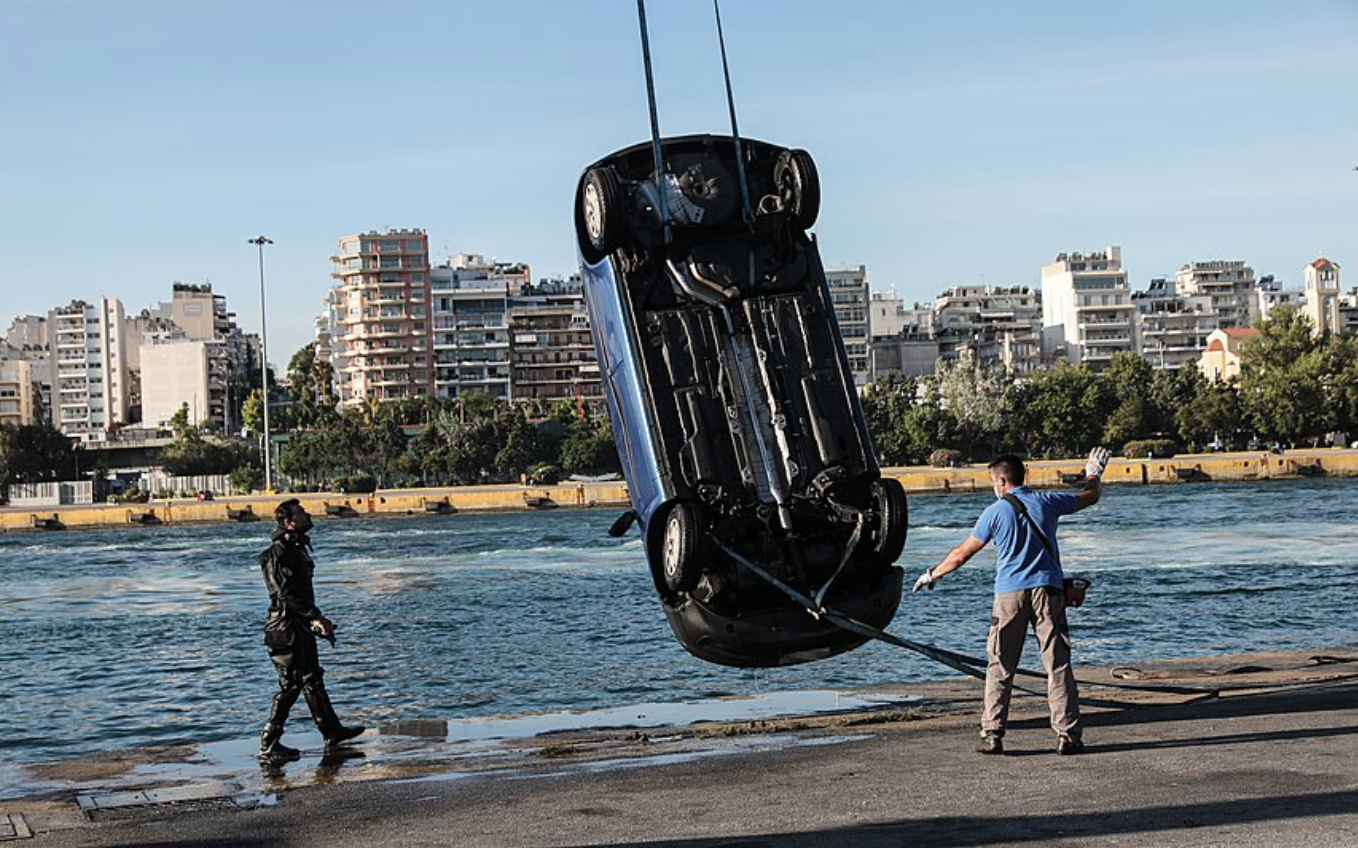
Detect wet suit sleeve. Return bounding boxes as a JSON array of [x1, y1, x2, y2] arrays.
[[263, 544, 323, 621]]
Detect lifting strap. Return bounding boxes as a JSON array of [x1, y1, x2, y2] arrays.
[[714, 540, 1221, 710]]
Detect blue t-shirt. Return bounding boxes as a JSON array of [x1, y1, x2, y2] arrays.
[[970, 486, 1079, 594]]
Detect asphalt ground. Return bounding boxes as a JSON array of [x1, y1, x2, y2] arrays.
[[6, 650, 1358, 848]]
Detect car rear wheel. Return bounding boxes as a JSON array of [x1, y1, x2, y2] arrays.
[[578, 166, 627, 262], [866, 477, 908, 565], [662, 502, 705, 593], [773, 149, 820, 231]]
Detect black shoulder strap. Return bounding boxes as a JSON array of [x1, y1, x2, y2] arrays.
[[1002, 493, 1059, 565]]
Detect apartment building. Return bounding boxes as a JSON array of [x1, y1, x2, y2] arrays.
[[934, 285, 1043, 375], [47, 298, 131, 437], [1132, 278, 1219, 370], [824, 266, 871, 386], [1303, 257, 1342, 336], [1256, 275, 1306, 322], [868, 293, 934, 340], [1040, 246, 1137, 371], [1340, 287, 1358, 335], [508, 276, 602, 404], [329, 229, 433, 405], [0, 358, 38, 426], [430, 255, 531, 400], [4, 315, 51, 418], [1175, 260, 1258, 330]]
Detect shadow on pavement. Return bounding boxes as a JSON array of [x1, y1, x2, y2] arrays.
[[1004, 679, 1357, 734], [574, 788, 1358, 848]]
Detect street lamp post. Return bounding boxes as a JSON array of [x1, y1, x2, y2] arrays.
[[248, 236, 274, 491]]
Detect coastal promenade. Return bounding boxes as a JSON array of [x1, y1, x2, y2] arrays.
[[5, 648, 1356, 847], [3, 448, 1356, 533]]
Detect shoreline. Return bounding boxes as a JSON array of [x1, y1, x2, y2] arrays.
[[3, 644, 1355, 846], [3, 447, 1356, 534]]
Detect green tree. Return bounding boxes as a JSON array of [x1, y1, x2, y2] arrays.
[[934, 351, 1012, 459], [286, 343, 340, 431], [558, 419, 621, 476], [1238, 306, 1331, 444], [0, 423, 77, 486], [1012, 364, 1111, 458], [860, 376, 916, 465]]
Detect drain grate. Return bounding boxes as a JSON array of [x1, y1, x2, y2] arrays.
[[0, 813, 33, 840], [77, 782, 243, 822]]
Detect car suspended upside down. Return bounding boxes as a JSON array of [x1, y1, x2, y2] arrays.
[[575, 134, 909, 667]]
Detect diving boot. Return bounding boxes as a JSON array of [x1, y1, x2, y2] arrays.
[[325, 724, 367, 749], [258, 724, 302, 762], [304, 684, 366, 748]]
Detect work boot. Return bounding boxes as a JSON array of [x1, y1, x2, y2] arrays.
[[258, 723, 302, 762], [1057, 735, 1084, 755], [976, 733, 1004, 755]]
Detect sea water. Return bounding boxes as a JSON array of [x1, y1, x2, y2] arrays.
[[0, 478, 1353, 765]]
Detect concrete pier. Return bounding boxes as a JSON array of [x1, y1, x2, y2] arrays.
[[3, 448, 1355, 533]]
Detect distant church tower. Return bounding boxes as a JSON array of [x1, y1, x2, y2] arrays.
[[1303, 256, 1341, 336]]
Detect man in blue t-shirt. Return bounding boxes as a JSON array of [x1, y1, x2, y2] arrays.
[[912, 448, 1110, 756]]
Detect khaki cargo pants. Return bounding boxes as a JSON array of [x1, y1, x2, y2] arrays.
[[981, 586, 1081, 739]]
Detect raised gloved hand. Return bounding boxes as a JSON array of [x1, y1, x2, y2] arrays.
[[1085, 446, 1111, 479], [912, 568, 937, 594]]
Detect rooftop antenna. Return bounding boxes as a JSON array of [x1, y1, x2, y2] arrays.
[[713, 0, 754, 225], [635, 0, 672, 245]]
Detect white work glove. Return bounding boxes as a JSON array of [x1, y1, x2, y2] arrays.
[[1085, 446, 1111, 479], [912, 568, 937, 593]]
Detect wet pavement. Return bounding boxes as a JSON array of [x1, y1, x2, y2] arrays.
[[3, 648, 1357, 847]]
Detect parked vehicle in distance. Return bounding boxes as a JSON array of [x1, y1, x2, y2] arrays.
[[575, 134, 907, 667]]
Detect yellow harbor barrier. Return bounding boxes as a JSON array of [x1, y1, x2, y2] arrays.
[[2, 449, 1355, 534]]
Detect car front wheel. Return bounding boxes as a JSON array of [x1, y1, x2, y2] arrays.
[[578, 166, 627, 262]]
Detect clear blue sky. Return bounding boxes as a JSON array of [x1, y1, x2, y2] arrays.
[[2, 0, 1355, 361]]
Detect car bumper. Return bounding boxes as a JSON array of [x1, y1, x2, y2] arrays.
[[661, 567, 905, 668]]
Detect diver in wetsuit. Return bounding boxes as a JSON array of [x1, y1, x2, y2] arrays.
[[258, 498, 365, 761]]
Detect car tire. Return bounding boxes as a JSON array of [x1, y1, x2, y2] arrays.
[[661, 502, 705, 594], [866, 477, 908, 565], [577, 166, 627, 263], [773, 149, 820, 230]]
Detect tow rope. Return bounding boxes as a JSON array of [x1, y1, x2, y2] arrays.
[[715, 541, 1222, 710]]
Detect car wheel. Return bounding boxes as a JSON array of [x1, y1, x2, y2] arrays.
[[773, 149, 820, 230], [866, 477, 908, 565], [662, 502, 705, 593], [577, 166, 626, 262]]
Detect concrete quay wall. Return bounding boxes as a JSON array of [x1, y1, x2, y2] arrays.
[[3, 449, 1355, 533]]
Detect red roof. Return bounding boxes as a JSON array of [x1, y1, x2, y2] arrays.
[[1311, 257, 1336, 269], [1223, 328, 1258, 338]]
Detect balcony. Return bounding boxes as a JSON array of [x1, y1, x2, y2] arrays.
[[1083, 336, 1132, 347]]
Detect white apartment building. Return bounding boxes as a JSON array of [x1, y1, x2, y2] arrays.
[[934, 285, 1043, 375], [867, 293, 934, 339], [1256, 275, 1306, 322], [1340, 287, 1358, 335], [508, 276, 602, 403], [0, 358, 38, 426], [1303, 257, 1342, 336], [431, 255, 531, 400], [825, 266, 870, 385], [140, 339, 229, 429], [1040, 246, 1137, 371], [1175, 260, 1258, 330], [47, 298, 130, 437], [329, 229, 434, 405], [1132, 278, 1220, 370]]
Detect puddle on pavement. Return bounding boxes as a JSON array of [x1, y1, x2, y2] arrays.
[[1, 689, 919, 802]]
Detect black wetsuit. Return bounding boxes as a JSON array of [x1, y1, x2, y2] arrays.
[[260, 527, 346, 744]]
